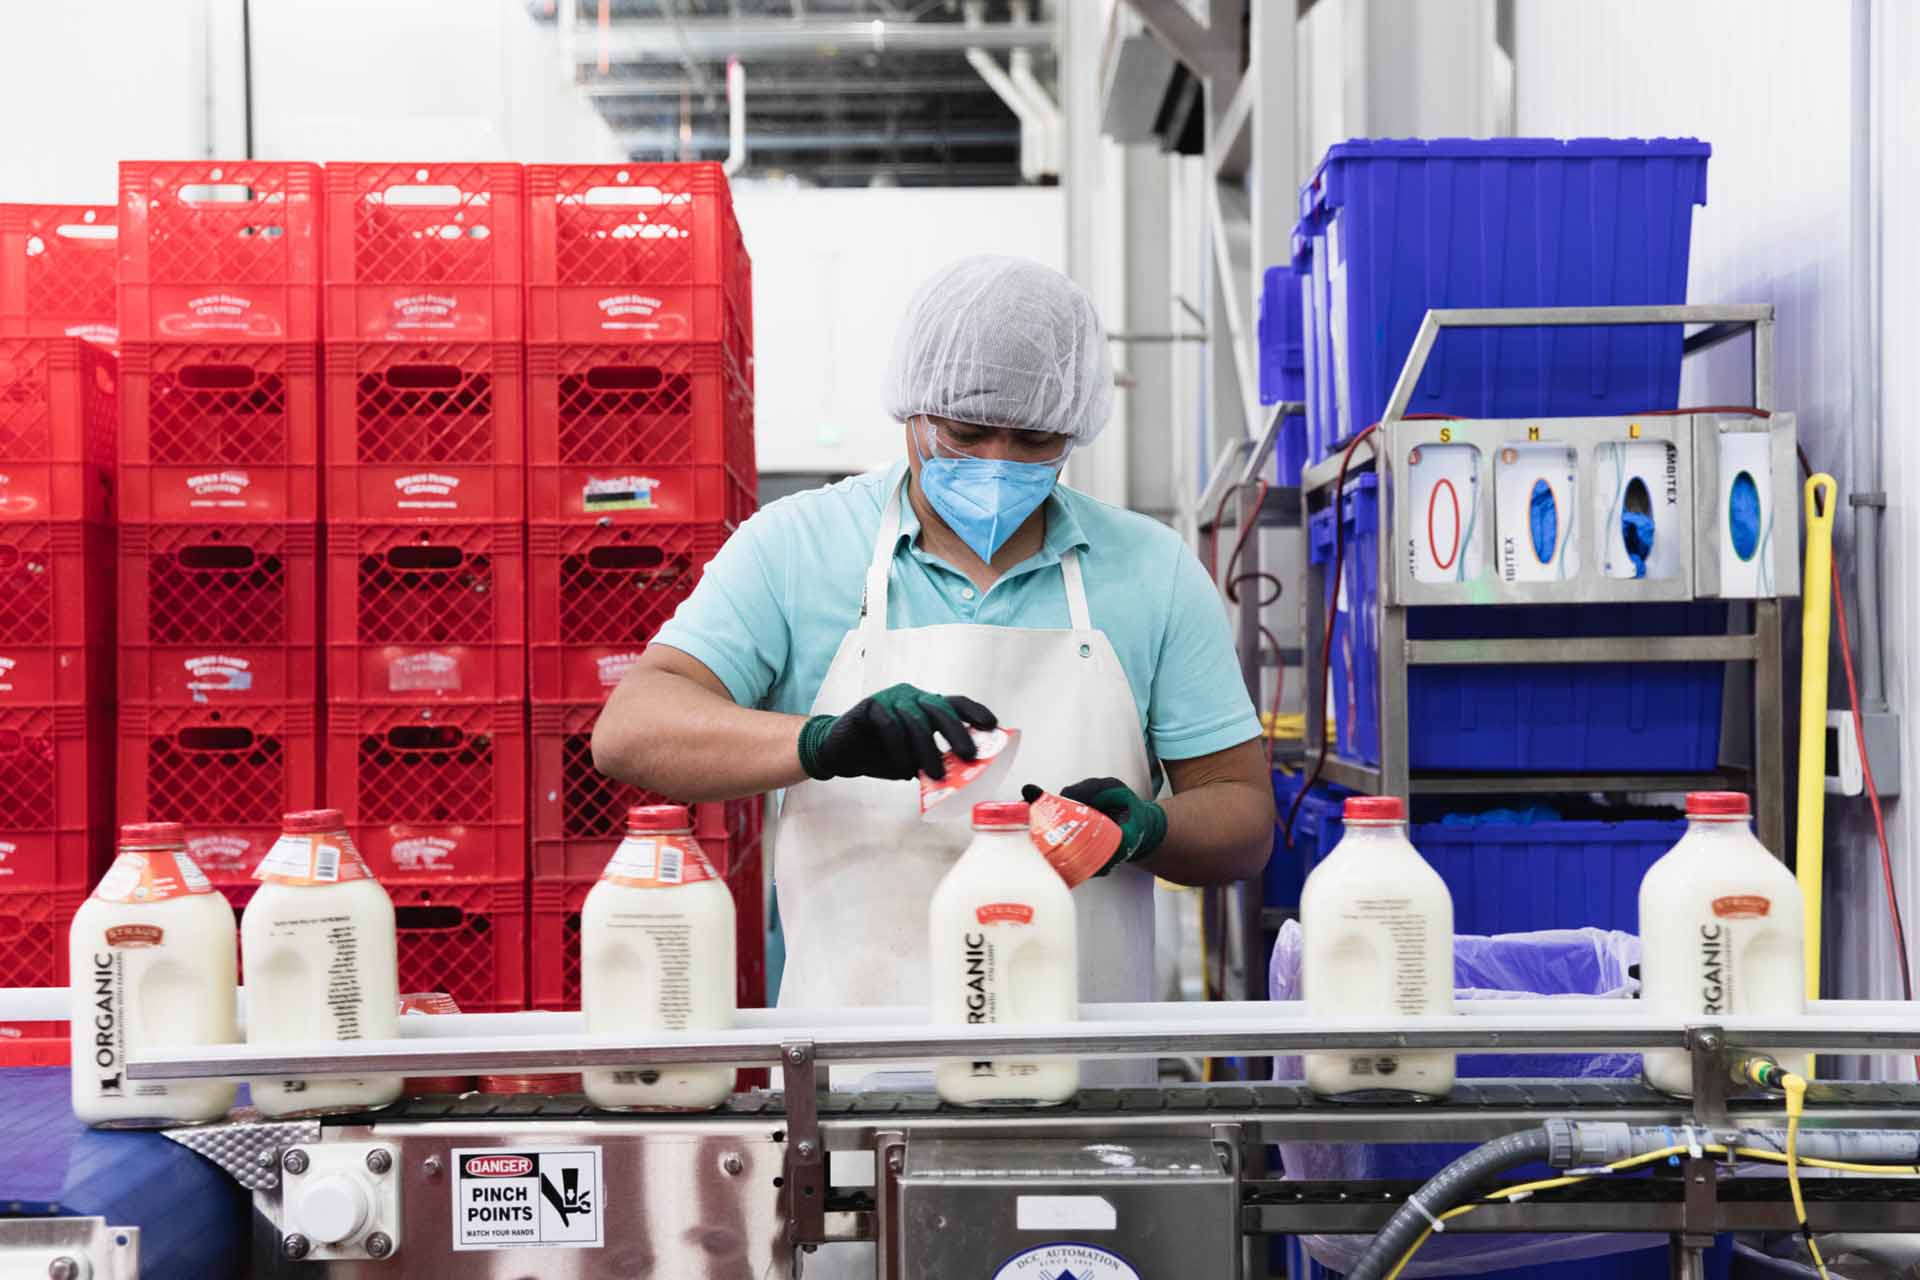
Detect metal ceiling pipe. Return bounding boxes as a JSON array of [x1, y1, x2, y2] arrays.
[[574, 18, 1055, 62], [1005, 0, 1061, 178], [964, 0, 1042, 182], [620, 127, 1018, 152], [723, 56, 747, 176], [1850, 0, 1886, 709]]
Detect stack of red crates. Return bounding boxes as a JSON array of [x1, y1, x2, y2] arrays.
[[114, 162, 325, 909], [523, 163, 763, 1012], [0, 203, 119, 1052], [322, 164, 528, 1011]]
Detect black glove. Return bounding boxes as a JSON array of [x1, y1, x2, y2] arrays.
[[797, 683, 998, 782], [1022, 777, 1168, 873]]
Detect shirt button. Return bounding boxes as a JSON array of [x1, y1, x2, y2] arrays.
[[960, 587, 976, 600]]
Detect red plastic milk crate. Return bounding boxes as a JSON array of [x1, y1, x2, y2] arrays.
[[0, 886, 85, 990], [118, 341, 321, 522], [322, 163, 524, 344], [327, 700, 528, 881], [323, 341, 525, 522], [531, 800, 765, 1011], [0, 203, 119, 344], [116, 702, 322, 882], [119, 522, 319, 706], [326, 521, 525, 702], [0, 703, 112, 890], [118, 161, 322, 345], [527, 342, 753, 524], [525, 163, 750, 361], [219, 878, 527, 1012], [0, 337, 117, 525], [0, 521, 115, 705], [528, 521, 727, 702]]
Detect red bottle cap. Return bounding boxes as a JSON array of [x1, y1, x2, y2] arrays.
[[972, 801, 1030, 829], [626, 804, 693, 833], [1343, 796, 1405, 822], [281, 808, 347, 834], [1686, 792, 1751, 817], [118, 821, 186, 845]]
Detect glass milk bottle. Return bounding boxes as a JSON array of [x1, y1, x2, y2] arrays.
[[930, 800, 1079, 1107], [241, 810, 401, 1116], [1299, 795, 1456, 1098], [1640, 792, 1804, 1095], [69, 822, 238, 1127], [582, 804, 737, 1111]]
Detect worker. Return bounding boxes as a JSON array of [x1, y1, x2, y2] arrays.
[[592, 252, 1273, 1044]]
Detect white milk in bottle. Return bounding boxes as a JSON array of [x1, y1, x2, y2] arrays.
[[69, 822, 238, 1127], [241, 809, 402, 1116], [1640, 792, 1804, 1095], [1299, 795, 1456, 1098], [930, 800, 1078, 1107], [582, 804, 737, 1111]]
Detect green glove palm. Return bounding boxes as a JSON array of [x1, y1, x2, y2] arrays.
[[798, 683, 998, 782], [1022, 777, 1167, 874]]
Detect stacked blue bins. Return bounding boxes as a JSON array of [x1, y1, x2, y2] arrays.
[[1307, 472, 1729, 770], [1258, 262, 1309, 485], [1297, 137, 1712, 461]]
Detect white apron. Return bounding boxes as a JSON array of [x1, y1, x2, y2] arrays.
[[777, 476, 1158, 1037]]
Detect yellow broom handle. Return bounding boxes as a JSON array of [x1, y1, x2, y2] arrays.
[[1796, 474, 1838, 1002]]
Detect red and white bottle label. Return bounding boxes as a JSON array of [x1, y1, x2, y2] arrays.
[[600, 833, 719, 889], [92, 848, 216, 904], [253, 831, 376, 886]]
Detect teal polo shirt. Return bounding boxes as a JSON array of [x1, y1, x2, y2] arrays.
[[652, 461, 1261, 764]]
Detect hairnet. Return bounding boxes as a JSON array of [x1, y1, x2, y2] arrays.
[[884, 255, 1114, 444]]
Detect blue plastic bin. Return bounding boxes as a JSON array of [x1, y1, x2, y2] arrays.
[[1259, 264, 1311, 485], [1307, 473, 1728, 772], [1292, 1239, 1734, 1280], [1298, 137, 1711, 462]]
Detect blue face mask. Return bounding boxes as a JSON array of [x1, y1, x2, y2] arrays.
[[911, 419, 1066, 563]]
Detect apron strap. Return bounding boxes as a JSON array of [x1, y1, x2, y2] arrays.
[[1060, 547, 1092, 630], [864, 471, 1094, 632]]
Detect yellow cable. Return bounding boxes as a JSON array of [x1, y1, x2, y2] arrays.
[[1783, 1072, 1833, 1280]]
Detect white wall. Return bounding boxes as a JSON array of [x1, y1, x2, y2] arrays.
[[1519, 2, 1909, 1030], [729, 183, 1066, 476], [0, 0, 619, 203]]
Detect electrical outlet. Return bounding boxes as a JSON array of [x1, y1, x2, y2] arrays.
[[1825, 709, 1901, 798]]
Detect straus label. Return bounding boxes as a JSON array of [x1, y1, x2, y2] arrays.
[[1713, 895, 1771, 919], [106, 923, 165, 948]]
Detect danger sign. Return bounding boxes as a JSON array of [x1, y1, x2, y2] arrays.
[[450, 1146, 604, 1252]]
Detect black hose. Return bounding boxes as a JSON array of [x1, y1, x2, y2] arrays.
[[1346, 1127, 1554, 1280]]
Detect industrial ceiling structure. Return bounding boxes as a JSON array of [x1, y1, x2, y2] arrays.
[[532, 0, 1058, 187]]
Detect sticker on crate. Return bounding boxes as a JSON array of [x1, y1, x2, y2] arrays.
[[595, 292, 674, 333], [388, 829, 463, 875], [388, 650, 463, 694], [183, 653, 255, 698], [1594, 441, 1681, 581], [388, 293, 463, 333], [167, 292, 284, 339], [1405, 444, 1484, 584], [1496, 444, 1578, 583], [394, 472, 462, 511], [595, 652, 643, 692], [582, 475, 661, 511], [187, 832, 271, 880], [0, 657, 14, 693], [184, 470, 255, 509]]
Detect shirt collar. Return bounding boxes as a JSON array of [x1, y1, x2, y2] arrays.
[[886, 460, 1092, 567]]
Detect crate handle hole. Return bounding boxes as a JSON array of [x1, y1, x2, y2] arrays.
[[585, 546, 664, 571], [54, 223, 118, 241], [383, 363, 464, 390], [387, 545, 464, 571], [395, 904, 465, 930], [379, 184, 464, 207], [177, 183, 257, 205], [179, 544, 257, 571], [177, 364, 257, 391], [179, 726, 256, 751], [585, 366, 664, 392], [582, 185, 667, 207], [386, 724, 465, 750]]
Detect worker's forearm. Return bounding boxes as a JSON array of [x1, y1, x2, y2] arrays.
[[592, 668, 812, 802], [1143, 778, 1275, 887]]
